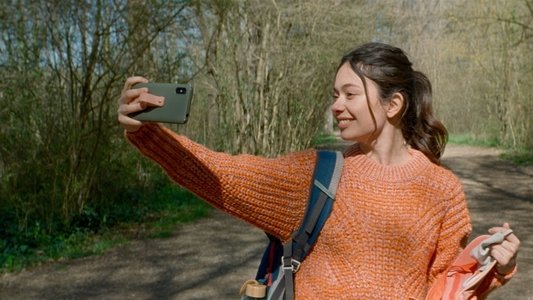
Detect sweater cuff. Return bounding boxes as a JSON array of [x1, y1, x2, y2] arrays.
[[494, 264, 517, 284], [124, 123, 162, 141]]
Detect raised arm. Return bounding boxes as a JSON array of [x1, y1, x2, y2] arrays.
[[117, 76, 318, 239]]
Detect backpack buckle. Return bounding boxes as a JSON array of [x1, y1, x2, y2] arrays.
[[282, 256, 301, 273]]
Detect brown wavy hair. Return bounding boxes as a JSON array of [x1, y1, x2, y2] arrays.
[[338, 42, 448, 164]]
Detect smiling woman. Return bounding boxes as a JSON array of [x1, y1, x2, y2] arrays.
[[117, 42, 520, 299], [332, 64, 391, 150], [332, 43, 448, 165]]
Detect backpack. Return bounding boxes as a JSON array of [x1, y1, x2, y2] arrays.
[[240, 150, 344, 300]]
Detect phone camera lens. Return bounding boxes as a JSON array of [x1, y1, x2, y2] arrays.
[[176, 87, 186, 94]]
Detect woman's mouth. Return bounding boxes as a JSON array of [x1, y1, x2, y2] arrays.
[[337, 119, 352, 129]]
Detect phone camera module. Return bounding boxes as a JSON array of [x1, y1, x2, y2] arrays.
[[176, 87, 187, 94]]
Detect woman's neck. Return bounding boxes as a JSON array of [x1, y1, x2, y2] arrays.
[[359, 128, 411, 166]]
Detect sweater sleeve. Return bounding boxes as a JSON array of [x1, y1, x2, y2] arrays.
[[428, 180, 515, 298], [125, 123, 316, 240], [429, 183, 472, 284], [475, 267, 516, 299]]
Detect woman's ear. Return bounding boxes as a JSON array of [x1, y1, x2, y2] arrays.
[[386, 92, 405, 119]]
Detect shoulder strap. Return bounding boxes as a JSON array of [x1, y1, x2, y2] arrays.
[[281, 150, 344, 300]]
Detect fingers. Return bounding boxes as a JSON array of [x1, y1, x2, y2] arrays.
[[121, 76, 149, 94], [118, 77, 148, 132], [118, 100, 147, 116], [491, 246, 512, 265], [504, 231, 520, 245], [488, 223, 519, 244], [117, 99, 145, 133], [488, 222, 510, 234], [491, 241, 518, 275], [118, 113, 143, 132], [120, 86, 148, 105], [487, 222, 520, 275], [119, 76, 149, 107], [117, 77, 165, 132], [118, 93, 165, 115], [492, 240, 519, 258]]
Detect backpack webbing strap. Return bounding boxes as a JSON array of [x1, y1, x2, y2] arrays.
[[281, 150, 344, 300]]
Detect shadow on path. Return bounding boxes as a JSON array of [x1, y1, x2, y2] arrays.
[[1, 145, 531, 300]]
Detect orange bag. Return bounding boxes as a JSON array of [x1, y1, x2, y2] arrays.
[[426, 229, 513, 300]]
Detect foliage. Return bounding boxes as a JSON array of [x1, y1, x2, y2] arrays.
[[448, 134, 500, 148], [501, 150, 533, 166], [0, 0, 531, 271], [0, 2, 191, 233], [311, 133, 339, 147], [449, 134, 532, 166], [182, 0, 373, 156], [419, 0, 531, 151], [0, 181, 209, 273]]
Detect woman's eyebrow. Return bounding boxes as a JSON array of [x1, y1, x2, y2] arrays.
[[334, 83, 362, 91], [342, 83, 362, 89]]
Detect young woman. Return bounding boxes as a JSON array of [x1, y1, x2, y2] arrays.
[[118, 42, 519, 299]]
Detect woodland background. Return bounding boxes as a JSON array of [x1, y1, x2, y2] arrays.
[[0, 0, 531, 270]]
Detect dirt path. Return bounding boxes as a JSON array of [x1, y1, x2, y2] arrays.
[[1, 145, 532, 300]]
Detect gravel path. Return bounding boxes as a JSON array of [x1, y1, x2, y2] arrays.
[[1, 144, 531, 300]]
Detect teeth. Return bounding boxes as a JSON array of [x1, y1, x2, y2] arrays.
[[338, 120, 351, 124]]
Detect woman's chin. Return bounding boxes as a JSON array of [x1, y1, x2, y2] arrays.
[[339, 133, 357, 142]]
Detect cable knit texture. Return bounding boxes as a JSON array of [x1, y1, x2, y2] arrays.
[[126, 123, 509, 299]]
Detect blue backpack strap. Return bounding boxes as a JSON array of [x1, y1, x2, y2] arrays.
[[255, 233, 283, 286], [254, 150, 343, 300], [290, 150, 344, 262], [282, 150, 343, 300]]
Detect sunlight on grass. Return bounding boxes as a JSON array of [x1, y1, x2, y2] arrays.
[[448, 134, 499, 147]]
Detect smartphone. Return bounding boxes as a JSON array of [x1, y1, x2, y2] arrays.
[[129, 82, 193, 124]]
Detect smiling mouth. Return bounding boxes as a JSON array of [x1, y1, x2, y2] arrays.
[[337, 119, 352, 129]]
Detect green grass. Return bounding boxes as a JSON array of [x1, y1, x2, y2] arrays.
[[501, 150, 533, 166], [448, 134, 500, 148], [311, 133, 338, 147], [311, 133, 533, 166], [0, 185, 209, 273]]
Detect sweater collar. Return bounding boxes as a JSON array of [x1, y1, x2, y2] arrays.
[[343, 143, 432, 182]]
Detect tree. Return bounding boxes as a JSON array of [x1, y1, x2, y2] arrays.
[[0, 0, 191, 230], [185, 0, 372, 155]]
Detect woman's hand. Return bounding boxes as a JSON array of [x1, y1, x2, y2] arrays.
[[488, 223, 520, 276], [117, 76, 164, 132]]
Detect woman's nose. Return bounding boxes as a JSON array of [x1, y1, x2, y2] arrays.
[[330, 97, 343, 114]]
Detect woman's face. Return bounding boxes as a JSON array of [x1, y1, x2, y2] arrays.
[[331, 63, 388, 142]]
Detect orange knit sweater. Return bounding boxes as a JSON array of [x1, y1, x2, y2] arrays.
[[127, 123, 509, 299]]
